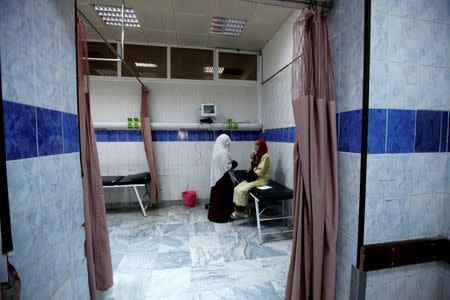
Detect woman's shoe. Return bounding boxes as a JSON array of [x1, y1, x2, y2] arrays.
[[230, 211, 248, 220]]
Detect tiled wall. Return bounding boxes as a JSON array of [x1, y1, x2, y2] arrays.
[[260, 66, 295, 191], [90, 77, 260, 203], [95, 129, 261, 203], [364, 0, 450, 298], [97, 140, 256, 203], [328, 0, 364, 299], [0, 0, 88, 299], [337, 108, 450, 154], [365, 262, 447, 300], [95, 129, 261, 143], [90, 79, 259, 124]]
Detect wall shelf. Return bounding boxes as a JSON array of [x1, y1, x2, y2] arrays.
[[93, 122, 262, 131]]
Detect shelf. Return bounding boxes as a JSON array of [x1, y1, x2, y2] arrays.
[[93, 122, 263, 131]]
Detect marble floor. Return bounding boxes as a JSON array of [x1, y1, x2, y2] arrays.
[[96, 205, 293, 300]]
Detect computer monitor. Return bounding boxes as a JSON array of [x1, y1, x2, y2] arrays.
[[201, 104, 217, 117]]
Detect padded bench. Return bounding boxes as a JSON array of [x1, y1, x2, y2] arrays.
[[102, 172, 151, 217], [233, 170, 293, 244]]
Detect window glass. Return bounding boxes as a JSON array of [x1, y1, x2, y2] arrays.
[[219, 52, 257, 80], [87, 42, 117, 76], [171, 48, 213, 80], [122, 44, 167, 78]]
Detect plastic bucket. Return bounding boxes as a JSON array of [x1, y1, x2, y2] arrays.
[[182, 190, 196, 207]]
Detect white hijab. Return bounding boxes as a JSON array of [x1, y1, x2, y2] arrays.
[[210, 134, 233, 187]]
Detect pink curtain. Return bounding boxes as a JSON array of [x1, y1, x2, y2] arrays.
[[285, 7, 338, 300], [77, 18, 113, 299], [140, 86, 161, 204]]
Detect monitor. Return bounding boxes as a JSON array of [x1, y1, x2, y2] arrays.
[[201, 104, 217, 117]]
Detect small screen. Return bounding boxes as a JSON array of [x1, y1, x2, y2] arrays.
[[203, 105, 215, 114]]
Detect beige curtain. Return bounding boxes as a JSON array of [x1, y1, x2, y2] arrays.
[[140, 86, 161, 203], [285, 7, 338, 300], [77, 18, 113, 299]]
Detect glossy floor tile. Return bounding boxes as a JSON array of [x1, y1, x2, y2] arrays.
[[97, 205, 292, 300]]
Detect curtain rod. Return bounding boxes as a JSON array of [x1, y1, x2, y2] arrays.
[[294, 0, 333, 8], [76, 7, 148, 89], [262, 54, 301, 85], [242, 0, 333, 9]]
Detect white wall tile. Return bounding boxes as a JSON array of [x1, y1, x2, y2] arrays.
[[262, 66, 294, 129], [98, 141, 254, 202], [90, 80, 258, 124]]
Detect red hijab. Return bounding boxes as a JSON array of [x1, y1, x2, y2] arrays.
[[251, 138, 268, 168]]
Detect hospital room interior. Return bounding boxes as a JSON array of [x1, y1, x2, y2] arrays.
[[0, 0, 449, 299]]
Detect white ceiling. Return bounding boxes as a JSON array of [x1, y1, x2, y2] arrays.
[[77, 0, 298, 51]]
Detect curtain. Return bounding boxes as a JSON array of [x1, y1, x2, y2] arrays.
[[140, 86, 161, 204], [285, 7, 338, 300], [77, 18, 113, 299]]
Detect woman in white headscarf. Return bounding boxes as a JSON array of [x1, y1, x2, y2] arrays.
[[208, 134, 237, 223]]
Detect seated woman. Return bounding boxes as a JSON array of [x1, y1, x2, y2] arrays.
[[231, 138, 271, 220], [208, 134, 237, 223]]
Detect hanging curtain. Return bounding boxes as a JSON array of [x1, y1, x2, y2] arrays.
[[140, 86, 161, 204], [285, 7, 338, 300], [77, 18, 113, 299]]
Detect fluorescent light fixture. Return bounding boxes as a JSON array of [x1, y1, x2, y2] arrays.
[[210, 16, 246, 37], [94, 4, 141, 28], [135, 62, 158, 68], [204, 66, 224, 74]]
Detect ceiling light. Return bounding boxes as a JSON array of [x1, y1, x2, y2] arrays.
[[210, 16, 246, 37], [94, 4, 140, 28], [135, 62, 158, 68], [204, 66, 224, 74]]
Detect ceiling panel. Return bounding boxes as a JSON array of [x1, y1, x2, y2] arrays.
[[212, 0, 256, 19], [171, 0, 213, 15], [78, 0, 124, 6], [108, 27, 148, 43], [177, 33, 209, 47], [174, 14, 211, 33], [79, 0, 297, 51], [137, 11, 175, 30], [249, 4, 293, 25], [143, 29, 178, 45], [128, 0, 171, 12], [241, 21, 280, 45], [78, 3, 104, 26], [207, 35, 243, 50]]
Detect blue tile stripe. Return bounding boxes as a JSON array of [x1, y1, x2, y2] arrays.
[[262, 127, 296, 143], [339, 110, 362, 153], [95, 130, 262, 142], [337, 108, 450, 154], [3, 100, 80, 161]]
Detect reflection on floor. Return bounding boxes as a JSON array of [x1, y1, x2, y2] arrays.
[[96, 205, 292, 300]]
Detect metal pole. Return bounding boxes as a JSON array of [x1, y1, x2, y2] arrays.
[[76, 7, 147, 88], [87, 57, 121, 62], [121, 0, 125, 64]]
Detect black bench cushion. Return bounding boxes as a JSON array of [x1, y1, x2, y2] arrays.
[[102, 176, 124, 186], [234, 170, 293, 201], [102, 172, 150, 186]]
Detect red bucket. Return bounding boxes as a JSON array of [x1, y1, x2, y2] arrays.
[[182, 190, 196, 207]]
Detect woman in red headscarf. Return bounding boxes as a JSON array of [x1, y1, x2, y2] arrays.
[[231, 138, 271, 220]]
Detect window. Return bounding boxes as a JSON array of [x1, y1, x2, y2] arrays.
[[219, 52, 257, 81], [171, 48, 213, 80], [122, 44, 167, 78], [87, 42, 117, 76]]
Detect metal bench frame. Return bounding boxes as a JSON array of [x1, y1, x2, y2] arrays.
[[250, 192, 293, 244], [102, 184, 149, 217]]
